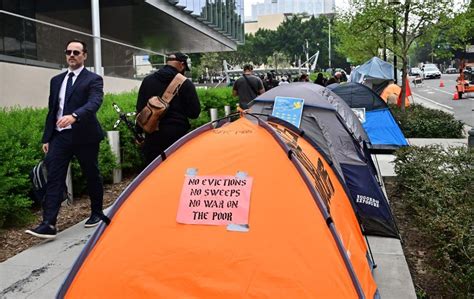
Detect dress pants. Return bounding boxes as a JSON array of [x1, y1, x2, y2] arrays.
[[43, 130, 103, 226]]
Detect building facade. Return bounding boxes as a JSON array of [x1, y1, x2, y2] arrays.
[[245, 0, 335, 35], [248, 0, 335, 22], [0, 0, 244, 106], [0, 0, 244, 78]]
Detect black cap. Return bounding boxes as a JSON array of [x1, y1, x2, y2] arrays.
[[167, 52, 190, 71]]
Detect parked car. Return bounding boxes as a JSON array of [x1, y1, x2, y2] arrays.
[[445, 67, 458, 74], [409, 67, 423, 77], [422, 65, 441, 79]]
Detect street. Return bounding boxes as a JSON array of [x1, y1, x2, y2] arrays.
[[409, 74, 474, 126]]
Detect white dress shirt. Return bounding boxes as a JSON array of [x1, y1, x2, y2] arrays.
[[56, 66, 84, 131]]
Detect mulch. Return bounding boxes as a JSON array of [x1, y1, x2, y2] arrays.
[[384, 178, 445, 297], [0, 176, 134, 262]]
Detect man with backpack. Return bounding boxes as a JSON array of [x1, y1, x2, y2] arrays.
[[232, 64, 265, 109]]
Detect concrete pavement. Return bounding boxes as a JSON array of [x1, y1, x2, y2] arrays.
[[0, 218, 92, 298]]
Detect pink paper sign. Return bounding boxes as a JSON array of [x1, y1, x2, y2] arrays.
[[176, 175, 253, 225]]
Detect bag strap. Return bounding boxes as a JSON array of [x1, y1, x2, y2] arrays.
[[162, 73, 187, 103], [243, 74, 259, 98]]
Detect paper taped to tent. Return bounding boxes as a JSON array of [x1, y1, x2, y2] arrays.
[[58, 116, 380, 298], [327, 82, 409, 152], [251, 83, 399, 238]]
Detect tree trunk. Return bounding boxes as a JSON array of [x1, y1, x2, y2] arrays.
[[400, 58, 408, 113]]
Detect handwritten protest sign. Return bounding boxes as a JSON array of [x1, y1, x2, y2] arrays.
[[176, 175, 253, 225]]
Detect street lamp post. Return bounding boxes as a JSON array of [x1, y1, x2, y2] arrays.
[[393, 18, 397, 83], [328, 20, 332, 71], [327, 13, 335, 73], [389, 0, 401, 84], [305, 39, 309, 69]]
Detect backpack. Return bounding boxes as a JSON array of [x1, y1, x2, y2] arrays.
[[29, 160, 72, 206]]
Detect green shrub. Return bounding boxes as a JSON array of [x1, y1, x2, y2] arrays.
[[0, 106, 117, 228], [394, 145, 473, 296], [0, 107, 46, 227], [100, 91, 144, 172], [192, 87, 237, 128], [390, 104, 464, 138]]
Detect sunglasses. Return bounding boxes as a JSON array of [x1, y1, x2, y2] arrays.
[[64, 50, 82, 56]]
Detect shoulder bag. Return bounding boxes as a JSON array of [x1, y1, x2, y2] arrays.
[[243, 74, 259, 98], [136, 73, 187, 134]]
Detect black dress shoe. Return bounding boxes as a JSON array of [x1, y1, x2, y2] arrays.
[[25, 223, 57, 239], [84, 214, 102, 228]]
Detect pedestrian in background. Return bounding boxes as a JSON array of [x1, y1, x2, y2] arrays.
[[232, 64, 265, 109], [326, 76, 338, 86], [299, 74, 310, 82], [279, 76, 290, 86], [26, 39, 106, 239], [136, 52, 201, 165], [265, 72, 279, 90], [340, 71, 348, 82], [314, 73, 326, 86]]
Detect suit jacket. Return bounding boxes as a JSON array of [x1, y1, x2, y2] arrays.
[[42, 68, 104, 145]]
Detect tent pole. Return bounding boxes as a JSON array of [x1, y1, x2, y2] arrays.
[[364, 233, 377, 269]]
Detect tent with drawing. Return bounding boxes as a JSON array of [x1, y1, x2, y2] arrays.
[[250, 82, 399, 238], [327, 82, 409, 152], [58, 116, 378, 298]]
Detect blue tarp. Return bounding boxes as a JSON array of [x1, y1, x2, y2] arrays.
[[364, 109, 408, 146], [328, 82, 408, 151]]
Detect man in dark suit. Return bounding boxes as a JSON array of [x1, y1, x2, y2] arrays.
[[26, 39, 105, 239]]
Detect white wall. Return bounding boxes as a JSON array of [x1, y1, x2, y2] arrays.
[[0, 62, 142, 108]]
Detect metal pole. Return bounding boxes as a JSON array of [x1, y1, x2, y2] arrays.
[[328, 20, 332, 71], [223, 60, 230, 84], [305, 39, 309, 69], [393, 18, 397, 83], [469, 128, 474, 148], [107, 131, 122, 183], [210, 108, 218, 122], [91, 0, 103, 76]]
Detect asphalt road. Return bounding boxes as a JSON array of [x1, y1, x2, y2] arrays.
[[409, 74, 473, 126]]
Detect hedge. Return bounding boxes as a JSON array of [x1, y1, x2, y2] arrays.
[[0, 87, 236, 228], [390, 104, 464, 138], [394, 145, 473, 296]]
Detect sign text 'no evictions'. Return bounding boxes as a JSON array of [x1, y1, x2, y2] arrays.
[[176, 175, 253, 225]]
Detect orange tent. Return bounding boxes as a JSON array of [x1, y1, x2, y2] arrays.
[[59, 117, 377, 298], [380, 83, 410, 107]]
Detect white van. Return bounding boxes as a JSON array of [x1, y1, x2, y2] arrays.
[[422, 64, 441, 79]]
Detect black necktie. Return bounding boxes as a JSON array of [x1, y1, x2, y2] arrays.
[[65, 72, 75, 102]]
